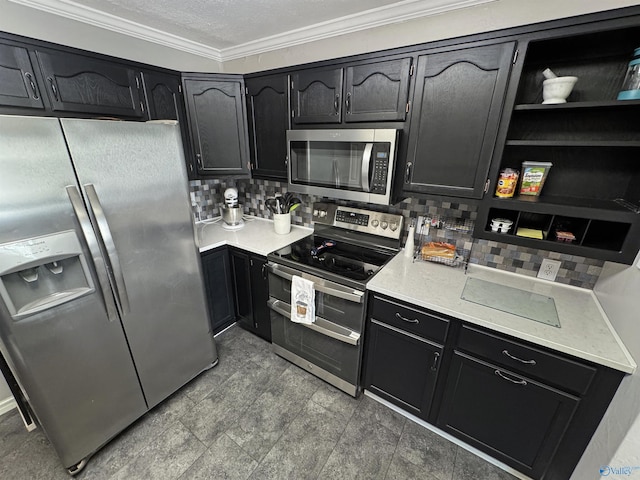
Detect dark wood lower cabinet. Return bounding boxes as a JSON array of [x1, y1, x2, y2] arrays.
[[201, 247, 235, 335], [364, 319, 442, 419], [436, 352, 579, 479], [363, 294, 624, 480], [230, 249, 271, 341]]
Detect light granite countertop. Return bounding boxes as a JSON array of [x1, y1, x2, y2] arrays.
[[367, 252, 636, 374], [196, 216, 312, 256]]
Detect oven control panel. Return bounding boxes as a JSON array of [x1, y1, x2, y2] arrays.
[[312, 202, 403, 240]]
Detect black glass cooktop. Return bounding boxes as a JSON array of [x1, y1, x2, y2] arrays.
[[270, 234, 394, 282]]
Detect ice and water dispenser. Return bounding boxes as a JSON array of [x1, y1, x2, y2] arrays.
[[0, 231, 95, 319]]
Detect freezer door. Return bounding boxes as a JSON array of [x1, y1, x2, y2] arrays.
[[60, 119, 217, 408], [0, 115, 147, 468]]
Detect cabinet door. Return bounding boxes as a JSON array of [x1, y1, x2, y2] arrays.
[[344, 57, 412, 122], [35, 49, 145, 118], [142, 71, 195, 178], [249, 254, 271, 341], [364, 319, 442, 419], [201, 248, 235, 334], [437, 352, 579, 479], [183, 78, 250, 176], [245, 74, 290, 180], [291, 67, 343, 124], [230, 249, 253, 331], [404, 42, 515, 198], [0, 42, 44, 110]]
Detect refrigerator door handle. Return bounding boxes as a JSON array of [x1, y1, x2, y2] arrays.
[[66, 186, 119, 322], [83, 184, 131, 316]]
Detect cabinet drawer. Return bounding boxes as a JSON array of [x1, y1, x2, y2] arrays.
[[370, 296, 449, 343], [457, 326, 596, 395]]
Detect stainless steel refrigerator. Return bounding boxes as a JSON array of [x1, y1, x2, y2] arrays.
[[0, 115, 217, 474]]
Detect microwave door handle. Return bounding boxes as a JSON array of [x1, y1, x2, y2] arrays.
[[361, 143, 373, 192], [83, 184, 130, 316], [66, 186, 118, 322]]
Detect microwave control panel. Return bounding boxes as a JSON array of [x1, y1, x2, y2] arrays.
[[370, 145, 390, 194]]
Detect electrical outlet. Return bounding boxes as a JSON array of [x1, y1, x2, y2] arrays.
[[537, 258, 561, 281]]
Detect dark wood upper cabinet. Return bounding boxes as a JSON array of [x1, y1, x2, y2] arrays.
[[291, 67, 343, 124], [403, 42, 515, 198], [344, 57, 412, 122], [35, 49, 145, 118], [0, 42, 44, 110], [291, 56, 412, 125], [142, 70, 194, 178], [245, 74, 290, 180], [183, 76, 250, 177], [142, 70, 181, 120]]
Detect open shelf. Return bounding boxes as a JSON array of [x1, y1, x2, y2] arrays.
[[505, 140, 640, 147], [514, 99, 640, 110], [477, 23, 640, 264]]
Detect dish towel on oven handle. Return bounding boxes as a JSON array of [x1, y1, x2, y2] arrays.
[[290, 275, 315, 324]]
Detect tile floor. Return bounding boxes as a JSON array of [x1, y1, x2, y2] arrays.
[[0, 325, 519, 480]]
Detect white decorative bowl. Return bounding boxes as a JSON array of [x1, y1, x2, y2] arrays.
[[542, 76, 578, 104]]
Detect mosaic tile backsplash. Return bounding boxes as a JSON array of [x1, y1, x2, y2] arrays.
[[190, 178, 604, 289]]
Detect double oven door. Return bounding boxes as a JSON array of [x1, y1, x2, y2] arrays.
[[267, 262, 366, 397]]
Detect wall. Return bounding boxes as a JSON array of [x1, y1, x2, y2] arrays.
[[223, 0, 640, 73], [0, 0, 222, 72], [570, 253, 640, 479], [190, 178, 604, 289]]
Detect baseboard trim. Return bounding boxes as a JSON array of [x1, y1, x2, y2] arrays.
[[364, 390, 532, 480], [0, 396, 17, 416]]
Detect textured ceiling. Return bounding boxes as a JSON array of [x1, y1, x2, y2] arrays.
[[68, 0, 407, 49]]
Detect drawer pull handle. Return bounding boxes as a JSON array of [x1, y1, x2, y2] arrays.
[[502, 350, 537, 365], [395, 312, 419, 324], [495, 369, 527, 386]]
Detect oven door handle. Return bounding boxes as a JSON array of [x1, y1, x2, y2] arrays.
[[267, 263, 364, 304], [268, 298, 361, 346]]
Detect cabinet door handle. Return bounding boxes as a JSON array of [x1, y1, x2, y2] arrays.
[[24, 72, 39, 99], [47, 77, 59, 101], [345, 92, 351, 114], [502, 350, 537, 365], [395, 312, 419, 324], [405, 162, 412, 183], [195, 153, 203, 169], [430, 351, 440, 371], [495, 369, 527, 386], [334, 94, 340, 115], [261, 263, 268, 280]]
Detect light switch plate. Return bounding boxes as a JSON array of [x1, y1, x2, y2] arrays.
[[537, 258, 561, 281]]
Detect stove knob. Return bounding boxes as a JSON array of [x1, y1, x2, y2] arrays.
[[313, 209, 319, 217], [371, 219, 379, 228], [390, 222, 398, 231], [319, 211, 327, 218], [381, 221, 388, 230]]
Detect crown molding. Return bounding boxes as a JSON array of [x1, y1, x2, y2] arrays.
[[9, 0, 224, 61], [221, 0, 497, 61], [9, 0, 496, 63]]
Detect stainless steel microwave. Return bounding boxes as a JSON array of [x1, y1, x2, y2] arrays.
[[287, 129, 399, 205]]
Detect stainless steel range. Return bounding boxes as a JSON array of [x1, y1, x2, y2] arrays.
[[267, 202, 403, 397]]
